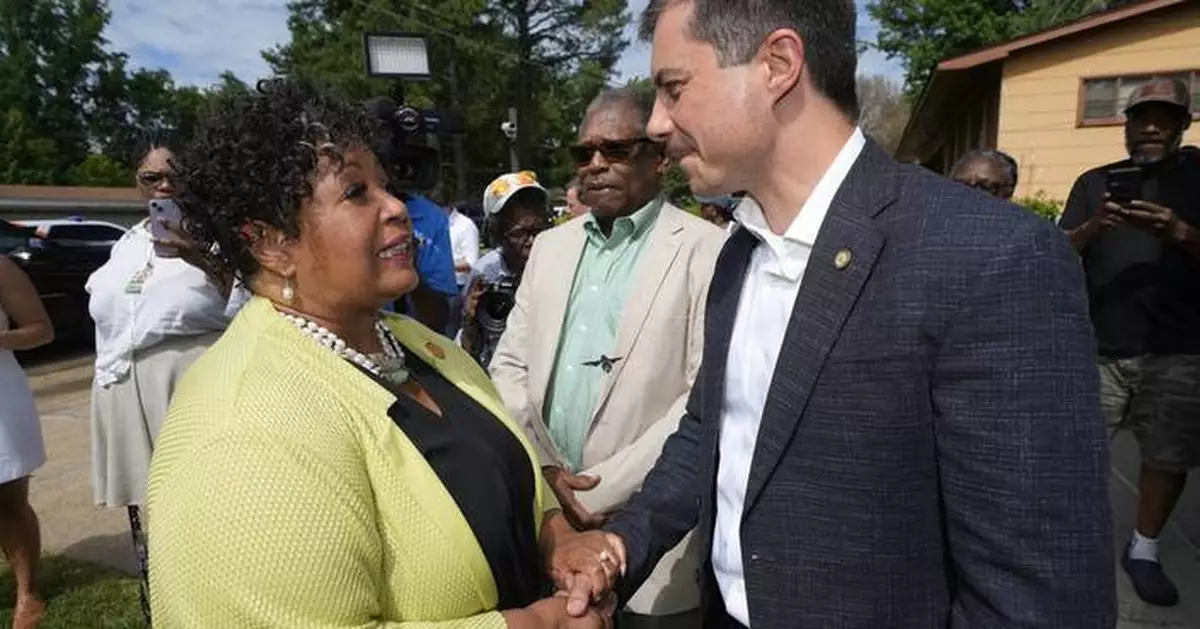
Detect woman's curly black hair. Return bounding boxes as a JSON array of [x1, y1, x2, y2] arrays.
[[174, 78, 382, 284]]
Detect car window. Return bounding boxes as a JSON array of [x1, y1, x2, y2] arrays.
[[48, 225, 125, 243], [0, 233, 26, 254]]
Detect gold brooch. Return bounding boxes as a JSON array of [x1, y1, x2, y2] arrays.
[[834, 249, 852, 270]]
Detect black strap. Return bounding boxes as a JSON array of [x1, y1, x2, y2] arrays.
[[128, 506, 153, 627]]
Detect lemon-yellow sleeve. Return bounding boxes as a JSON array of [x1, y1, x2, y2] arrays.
[[147, 430, 508, 629]]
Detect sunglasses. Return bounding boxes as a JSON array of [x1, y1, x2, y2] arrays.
[[568, 138, 660, 168], [137, 171, 175, 187]]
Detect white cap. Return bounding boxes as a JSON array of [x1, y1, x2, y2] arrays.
[[482, 171, 547, 216]]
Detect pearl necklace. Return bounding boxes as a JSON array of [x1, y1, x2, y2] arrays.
[[281, 313, 410, 385]]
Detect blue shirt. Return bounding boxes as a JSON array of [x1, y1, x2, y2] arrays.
[[405, 194, 458, 297]]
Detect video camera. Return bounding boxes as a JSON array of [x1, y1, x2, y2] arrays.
[[481, 275, 519, 321], [365, 97, 464, 191]]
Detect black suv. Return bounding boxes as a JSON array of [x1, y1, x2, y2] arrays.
[[1, 221, 125, 342]]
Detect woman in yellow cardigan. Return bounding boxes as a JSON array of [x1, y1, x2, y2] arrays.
[[146, 79, 615, 628]]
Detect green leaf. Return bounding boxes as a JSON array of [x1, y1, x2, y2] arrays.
[[1013, 190, 1064, 221], [865, 0, 1117, 96]]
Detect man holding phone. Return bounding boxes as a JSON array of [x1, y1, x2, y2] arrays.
[[1059, 77, 1200, 608]]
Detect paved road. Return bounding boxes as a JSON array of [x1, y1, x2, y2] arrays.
[[1110, 433, 1200, 628], [27, 360, 133, 573], [22, 359, 1200, 627]]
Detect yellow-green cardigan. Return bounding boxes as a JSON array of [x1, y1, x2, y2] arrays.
[[147, 297, 558, 628]]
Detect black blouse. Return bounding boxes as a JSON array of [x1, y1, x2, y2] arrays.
[[368, 354, 542, 609]]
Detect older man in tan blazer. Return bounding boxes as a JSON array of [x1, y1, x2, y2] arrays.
[[491, 88, 723, 628]]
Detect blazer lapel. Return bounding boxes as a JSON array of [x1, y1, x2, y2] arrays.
[[590, 207, 684, 421], [742, 142, 898, 514], [701, 227, 758, 423], [530, 222, 588, 412]]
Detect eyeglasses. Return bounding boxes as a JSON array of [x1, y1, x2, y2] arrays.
[[137, 171, 175, 187], [568, 138, 660, 168], [503, 223, 551, 242]]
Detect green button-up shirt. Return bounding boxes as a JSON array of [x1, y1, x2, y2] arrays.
[[544, 198, 664, 470]]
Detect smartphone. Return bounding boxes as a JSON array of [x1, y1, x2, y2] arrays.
[[148, 198, 183, 258], [1105, 166, 1144, 204]]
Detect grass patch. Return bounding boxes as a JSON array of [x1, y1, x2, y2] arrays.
[[0, 555, 144, 628]]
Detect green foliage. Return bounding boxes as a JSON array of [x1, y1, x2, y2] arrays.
[[0, 0, 246, 186], [88, 59, 186, 165], [67, 154, 132, 187], [0, 0, 114, 182], [1014, 190, 1064, 221], [0, 0, 628, 194], [624, 75, 654, 99], [662, 164, 691, 199], [0, 108, 59, 184], [866, 0, 1116, 96], [676, 196, 702, 217]]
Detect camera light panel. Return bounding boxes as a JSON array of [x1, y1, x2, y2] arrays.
[[364, 34, 431, 79]]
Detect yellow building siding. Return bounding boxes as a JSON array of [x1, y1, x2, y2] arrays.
[[997, 3, 1200, 201]]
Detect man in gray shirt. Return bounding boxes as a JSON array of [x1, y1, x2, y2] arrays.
[[458, 172, 552, 368]]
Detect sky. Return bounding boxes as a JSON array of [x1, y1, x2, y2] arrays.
[[105, 0, 903, 90]]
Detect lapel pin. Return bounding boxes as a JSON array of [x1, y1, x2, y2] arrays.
[[582, 355, 623, 374], [834, 249, 853, 270], [425, 341, 446, 360]]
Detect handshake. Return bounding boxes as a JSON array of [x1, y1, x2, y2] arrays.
[[517, 529, 628, 629]]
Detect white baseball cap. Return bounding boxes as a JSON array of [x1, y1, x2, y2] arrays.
[[482, 171, 548, 217]]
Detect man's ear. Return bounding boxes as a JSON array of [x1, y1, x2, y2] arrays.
[[244, 221, 296, 279], [758, 28, 805, 104]]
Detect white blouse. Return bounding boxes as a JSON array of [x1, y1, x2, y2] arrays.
[[86, 221, 241, 387]]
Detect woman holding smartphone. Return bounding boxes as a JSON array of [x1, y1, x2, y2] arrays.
[[85, 133, 243, 622]]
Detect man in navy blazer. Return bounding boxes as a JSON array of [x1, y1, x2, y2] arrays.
[[549, 1, 1116, 627]]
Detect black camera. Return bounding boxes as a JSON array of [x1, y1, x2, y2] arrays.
[[365, 97, 464, 191], [481, 275, 519, 321]]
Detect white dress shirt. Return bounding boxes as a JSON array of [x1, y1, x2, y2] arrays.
[[448, 209, 481, 286], [712, 129, 866, 626], [86, 221, 240, 387]]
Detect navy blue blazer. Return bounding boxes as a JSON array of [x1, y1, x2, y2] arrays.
[[605, 141, 1116, 628]]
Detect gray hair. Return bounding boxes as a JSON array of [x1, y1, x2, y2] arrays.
[[638, 0, 858, 119], [583, 87, 655, 132], [951, 149, 1019, 189]]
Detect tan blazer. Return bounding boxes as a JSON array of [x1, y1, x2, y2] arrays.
[[490, 202, 724, 615]]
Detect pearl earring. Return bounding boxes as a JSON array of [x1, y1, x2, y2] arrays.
[[281, 277, 295, 303]]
